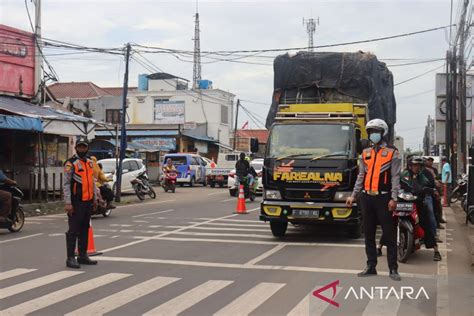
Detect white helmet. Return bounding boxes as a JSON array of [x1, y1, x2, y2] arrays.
[[366, 119, 388, 136]]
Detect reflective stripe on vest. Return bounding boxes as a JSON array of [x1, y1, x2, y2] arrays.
[[73, 159, 94, 201], [363, 147, 395, 192]]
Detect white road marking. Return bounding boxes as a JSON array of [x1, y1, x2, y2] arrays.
[[133, 220, 149, 223], [132, 209, 175, 218], [186, 226, 270, 232], [100, 209, 259, 253], [287, 287, 343, 316], [0, 268, 36, 281], [0, 273, 130, 315], [0, 233, 43, 244], [214, 282, 285, 315], [148, 225, 161, 228], [96, 256, 437, 279], [245, 243, 287, 265], [190, 222, 266, 228], [48, 233, 64, 237], [116, 199, 175, 209], [215, 218, 262, 223], [66, 276, 179, 316], [0, 271, 83, 299], [362, 289, 401, 316], [207, 191, 228, 196], [437, 212, 450, 316], [25, 217, 55, 221], [110, 224, 134, 227], [221, 198, 236, 203], [144, 280, 233, 315]]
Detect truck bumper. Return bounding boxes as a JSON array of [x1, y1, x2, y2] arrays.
[[259, 200, 361, 225]]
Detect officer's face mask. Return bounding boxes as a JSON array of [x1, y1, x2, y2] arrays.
[[369, 132, 382, 144]]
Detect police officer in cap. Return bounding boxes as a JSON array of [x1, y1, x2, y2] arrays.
[[346, 119, 402, 281], [63, 137, 98, 268]]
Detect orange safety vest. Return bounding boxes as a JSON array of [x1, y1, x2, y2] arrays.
[[67, 157, 94, 202], [362, 146, 395, 192]]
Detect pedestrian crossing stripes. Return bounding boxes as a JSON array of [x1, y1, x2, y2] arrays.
[[0, 268, 435, 316]]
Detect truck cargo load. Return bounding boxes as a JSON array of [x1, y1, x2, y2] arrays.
[[265, 51, 396, 141]]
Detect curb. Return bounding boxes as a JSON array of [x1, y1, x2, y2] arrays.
[[450, 203, 474, 266]]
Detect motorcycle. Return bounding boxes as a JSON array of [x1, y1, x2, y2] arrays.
[[162, 171, 177, 193], [462, 192, 474, 225], [0, 185, 25, 233], [451, 174, 467, 203], [91, 184, 114, 217], [237, 175, 258, 202], [131, 171, 156, 200], [393, 190, 425, 263]]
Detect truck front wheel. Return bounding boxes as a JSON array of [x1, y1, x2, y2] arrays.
[[270, 221, 288, 237]]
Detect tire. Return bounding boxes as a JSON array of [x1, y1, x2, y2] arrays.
[[135, 185, 146, 200], [397, 223, 414, 263], [189, 177, 195, 187], [219, 183, 224, 188], [450, 190, 460, 203], [149, 187, 157, 199], [348, 224, 362, 239], [8, 207, 25, 233], [210, 181, 216, 188], [103, 208, 112, 217], [179, 183, 184, 187], [250, 193, 255, 202], [202, 179, 207, 187], [270, 221, 288, 237]]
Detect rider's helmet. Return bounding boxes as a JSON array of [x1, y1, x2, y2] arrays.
[[366, 119, 389, 136], [75, 137, 89, 147], [239, 152, 246, 160], [409, 156, 424, 165]]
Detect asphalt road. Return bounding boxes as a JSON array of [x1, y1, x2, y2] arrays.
[[0, 186, 473, 316]]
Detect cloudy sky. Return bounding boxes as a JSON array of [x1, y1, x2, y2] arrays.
[[1, 0, 468, 150]]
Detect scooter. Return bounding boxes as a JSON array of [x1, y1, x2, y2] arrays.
[[393, 190, 425, 263], [451, 174, 467, 203], [162, 171, 177, 193], [0, 184, 25, 233], [131, 171, 156, 200]]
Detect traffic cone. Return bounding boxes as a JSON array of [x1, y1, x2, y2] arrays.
[[75, 220, 102, 256], [235, 184, 247, 214]]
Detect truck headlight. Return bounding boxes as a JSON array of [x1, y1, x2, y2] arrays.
[[264, 190, 281, 200], [334, 191, 352, 202]]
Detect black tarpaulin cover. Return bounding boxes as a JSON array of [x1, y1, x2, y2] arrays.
[[265, 51, 396, 139]]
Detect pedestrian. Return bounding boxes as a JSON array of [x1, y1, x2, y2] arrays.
[[63, 137, 98, 269], [441, 157, 452, 207], [346, 119, 402, 281], [400, 156, 442, 261]]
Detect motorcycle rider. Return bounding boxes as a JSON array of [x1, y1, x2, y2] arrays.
[[0, 170, 16, 222], [400, 156, 442, 261], [63, 138, 98, 269], [425, 157, 446, 228], [346, 119, 402, 281], [162, 158, 177, 187], [97, 162, 115, 209], [235, 153, 251, 187]]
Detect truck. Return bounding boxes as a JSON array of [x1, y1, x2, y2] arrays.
[[261, 51, 396, 238]]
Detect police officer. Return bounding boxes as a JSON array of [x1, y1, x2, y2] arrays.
[[63, 138, 98, 269], [346, 119, 402, 281]]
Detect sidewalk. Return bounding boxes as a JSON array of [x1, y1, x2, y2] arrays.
[[450, 202, 474, 266], [22, 186, 160, 217]]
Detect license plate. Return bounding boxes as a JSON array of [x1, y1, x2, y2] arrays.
[[293, 209, 320, 218], [396, 203, 413, 211]]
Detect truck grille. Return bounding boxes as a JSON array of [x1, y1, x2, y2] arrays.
[[283, 189, 333, 201]]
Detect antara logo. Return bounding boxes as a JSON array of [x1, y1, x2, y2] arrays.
[[313, 280, 340, 307]]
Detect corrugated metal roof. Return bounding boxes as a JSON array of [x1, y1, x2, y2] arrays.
[[236, 129, 269, 144], [95, 130, 179, 137], [48, 82, 111, 99]]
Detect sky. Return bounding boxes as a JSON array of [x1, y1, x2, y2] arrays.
[[1, 0, 470, 150]]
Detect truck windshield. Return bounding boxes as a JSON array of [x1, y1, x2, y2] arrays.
[[267, 124, 352, 159]]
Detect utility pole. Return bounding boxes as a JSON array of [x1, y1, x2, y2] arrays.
[[445, 51, 451, 161], [303, 17, 319, 51], [233, 99, 240, 150], [192, 1, 202, 89], [115, 43, 131, 202], [451, 46, 458, 178], [34, 0, 42, 99]]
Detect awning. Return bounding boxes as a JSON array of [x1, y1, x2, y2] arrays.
[[182, 131, 216, 143], [95, 130, 179, 137], [0, 114, 43, 132], [105, 139, 159, 153], [0, 96, 95, 136]]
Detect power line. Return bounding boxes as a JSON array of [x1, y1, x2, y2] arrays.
[[133, 24, 454, 55], [397, 88, 436, 99], [394, 64, 445, 86]]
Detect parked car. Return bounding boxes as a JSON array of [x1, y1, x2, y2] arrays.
[[228, 158, 263, 196], [163, 153, 207, 187], [98, 158, 147, 194]]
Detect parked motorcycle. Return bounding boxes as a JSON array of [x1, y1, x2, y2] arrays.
[[0, 184, 25, 233], [131, 171, 156, 200], [237, 175, 258, 202], [451, 174, 467, 203], [162, 171, 177, 193], [393, 190, 425, 263]]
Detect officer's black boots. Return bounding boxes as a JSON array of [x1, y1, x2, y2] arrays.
[[389, 269, 402, 281], [65, 233, 80, 269], [357, 265, 377, 277], [77, 230, 98, 265]]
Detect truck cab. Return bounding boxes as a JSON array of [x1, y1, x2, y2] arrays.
[[260, 103, 367, 238]]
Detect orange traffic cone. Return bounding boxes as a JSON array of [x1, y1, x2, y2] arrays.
[[235, 184, 248, 214], [76, 220, 102, 256]]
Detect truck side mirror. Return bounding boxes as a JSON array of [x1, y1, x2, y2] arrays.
[[250, 138, 259, 153]]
